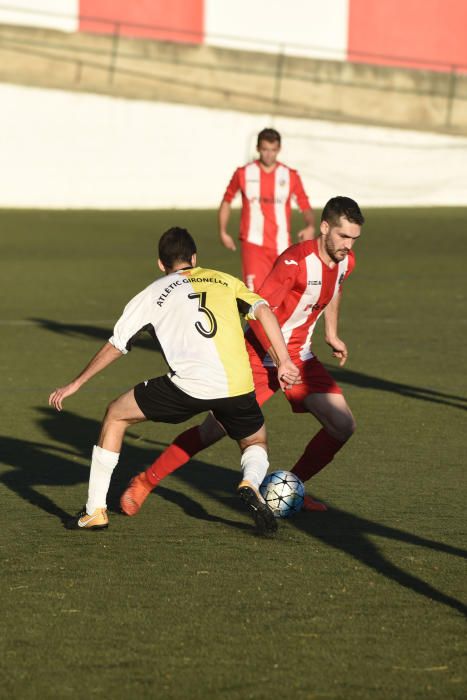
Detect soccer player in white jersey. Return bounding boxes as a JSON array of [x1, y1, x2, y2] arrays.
[[49, 227, 300, 535], [120, 198, 364, 516], [219, 128, 315, 291]]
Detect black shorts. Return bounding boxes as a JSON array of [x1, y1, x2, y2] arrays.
[[133, 375, 264, 441]]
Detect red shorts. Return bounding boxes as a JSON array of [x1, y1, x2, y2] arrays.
[[248, 347, 342, 413], [241, 241, 277, 292]]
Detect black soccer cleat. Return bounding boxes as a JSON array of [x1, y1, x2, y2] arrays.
[[238, 482, 278, 537], [64, 507, 109, 531]]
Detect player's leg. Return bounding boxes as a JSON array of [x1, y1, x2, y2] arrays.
[[238, 424, 268, 491], [284, 358, 355, 511], [293, 393, 355, 511], [67, 389, 147, 530], [120, 412, 226, 516], [145, 412, 226, 487], [236, 424, 277, 536], [241, 242, 276, 291], [303, 392, 356, 443], [212, 360, 276, 501], [120, 349, 278, 515], [97, 389, 148, 451], [293, 392, 355, 483], [213, 392, 277, 536]]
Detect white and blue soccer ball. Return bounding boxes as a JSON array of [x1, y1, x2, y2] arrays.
[[260, 470, 305, 518]]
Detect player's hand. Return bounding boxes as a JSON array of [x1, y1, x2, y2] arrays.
[[219, 232, 237, 251], [277, 358, 301, 391], [297, 225, 315, 242], [326, 336, 348, 367], [48, 381, 80, 411]]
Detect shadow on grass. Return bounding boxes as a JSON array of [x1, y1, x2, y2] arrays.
[[291, 508, 467, 616], [1, 407, 466, 615], [30, 317, 162, 353], [0, 409, 101, 523], [0, 408, 248, 532], [171, 461, 467, 616], [32, 317, 467, 411], [153, 483, 252, 533], [328, 365, 467, 412]]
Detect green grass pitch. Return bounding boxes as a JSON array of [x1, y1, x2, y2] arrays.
[[0, 208, 466, 699]]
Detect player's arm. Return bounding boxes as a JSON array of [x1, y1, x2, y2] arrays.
[[218, 200, 236, 251], [49, 342, 123, 411], [252, 303, 300, 390], [293, 172, 315, 241], [49, 286, 154, 410], [323, 293, 348, 367], [297, 207, 315, 241], [235, 276, 300, 389], [218, 169, 240, 251], [246, 250, 299, 352]]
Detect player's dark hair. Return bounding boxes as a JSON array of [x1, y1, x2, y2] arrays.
[[257, 128, 281, 146], [159, 227, 197, 270], [321, 196, 365, 227]]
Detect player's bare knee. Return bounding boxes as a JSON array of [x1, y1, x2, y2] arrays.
[[332, 412, 356, 442], [238, 431, 267, 454], [101, 402, 113, 426], [343, 414, 356, 440], [102, 399, 124, 427], [235, 418, 267, 451]]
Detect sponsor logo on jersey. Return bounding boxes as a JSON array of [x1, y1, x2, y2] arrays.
[[249, 196, 285, 204], [308, 280, 322, 286], [261, 196, 285, 204], [304, 302, 326, 313], [284, 259, 298, 266]]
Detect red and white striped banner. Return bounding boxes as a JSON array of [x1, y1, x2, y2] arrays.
[[1, 1, 466, 71]]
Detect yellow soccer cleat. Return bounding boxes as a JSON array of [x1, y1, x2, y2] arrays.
[[65, 507, 108, 530]]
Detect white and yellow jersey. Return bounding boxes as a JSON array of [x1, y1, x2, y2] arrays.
[[109, 267, 267, 400]]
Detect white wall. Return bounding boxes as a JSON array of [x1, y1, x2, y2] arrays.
[[0, 0, 78, 32], [205, 0, 349, 60], [1, 83, 466, 208]]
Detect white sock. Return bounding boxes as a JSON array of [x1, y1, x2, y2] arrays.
[[86, 445, 120, 514], [240, 445, 269, 491]]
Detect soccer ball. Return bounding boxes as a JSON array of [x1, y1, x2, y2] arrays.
[[259, 470, 305, 518]]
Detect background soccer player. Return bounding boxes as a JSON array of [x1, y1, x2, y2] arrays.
[[219, 128, 315, 291], [49, 227, 299, 534], [121, 197, 364, 515]]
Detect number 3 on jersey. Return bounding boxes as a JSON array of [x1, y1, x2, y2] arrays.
[[188, 292, 218, 338]]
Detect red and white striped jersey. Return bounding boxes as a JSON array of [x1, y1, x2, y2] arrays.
[[245, 239, 355, 363], [223, 160, 311, 255]]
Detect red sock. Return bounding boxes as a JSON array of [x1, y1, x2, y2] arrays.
[[145, 426, 204, 486], [292, 428, 346, 483]]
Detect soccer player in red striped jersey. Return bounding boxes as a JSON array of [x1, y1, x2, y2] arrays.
[[219, 128, 315, 291], [121, 197, 364, 516]]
